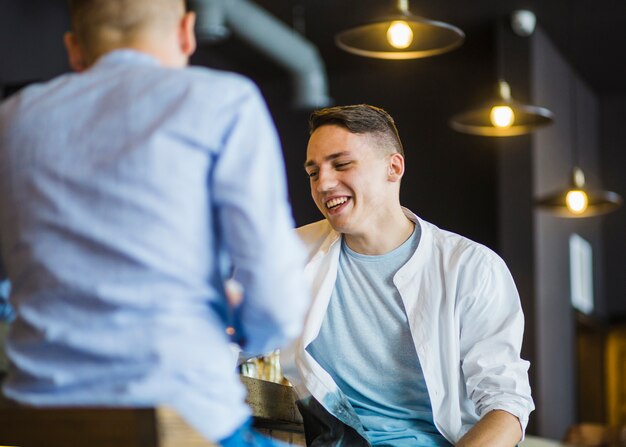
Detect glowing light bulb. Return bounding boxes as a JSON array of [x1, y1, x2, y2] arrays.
[[566, 189, 588, 214], [387, 21, 413, 49], [490, 105, 515, 128]]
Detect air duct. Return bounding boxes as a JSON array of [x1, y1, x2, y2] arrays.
[[191, 0, 332, 109], [193, 0, 230, 42]]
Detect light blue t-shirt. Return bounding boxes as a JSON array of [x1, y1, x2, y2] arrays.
[[308, 224, 451, 446]]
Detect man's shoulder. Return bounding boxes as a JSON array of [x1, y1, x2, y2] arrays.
[[296, 220, 335, 252], [183, 65, 259, 97], [0, 75, 72, 128], [421, 218, 502, 267]]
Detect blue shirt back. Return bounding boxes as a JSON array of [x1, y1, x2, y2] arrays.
[[308, 225, 451, 446], [0, 50, 308, 441]]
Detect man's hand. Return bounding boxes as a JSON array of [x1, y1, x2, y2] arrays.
[[223, 278, 246, 346], [224, 278, 244, 308], [456, 410, 522, 447]]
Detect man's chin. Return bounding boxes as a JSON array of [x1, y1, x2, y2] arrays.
[[325, 216, 349, 234]]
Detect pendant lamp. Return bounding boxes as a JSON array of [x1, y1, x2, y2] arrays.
[[450, 15, 553, 137], [536, 168, 622, 217], [449, 79, 554, 137], [536, 75, 622, 217], [335, 0, 464, 60]]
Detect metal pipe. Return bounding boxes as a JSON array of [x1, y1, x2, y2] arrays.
[[190, 0, 230, 43], [194, 0, 331, 109]]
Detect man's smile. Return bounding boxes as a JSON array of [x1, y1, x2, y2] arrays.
[[325, 196, 350, 210]]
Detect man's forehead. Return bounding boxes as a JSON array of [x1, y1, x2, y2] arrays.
[[306, 127, 374, 162]]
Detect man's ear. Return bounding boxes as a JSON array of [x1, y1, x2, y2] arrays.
[[63, 32, 87, 72], [387, 152, 405, 182], [179, 11, 197, 59]]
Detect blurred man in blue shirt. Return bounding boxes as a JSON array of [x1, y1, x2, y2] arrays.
[[0, 0, 309, 445]]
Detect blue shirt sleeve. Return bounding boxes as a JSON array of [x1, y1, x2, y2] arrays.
[[211, 82, 309, 355], [0, 280, 13, 322], [0, 239, 12, 322]]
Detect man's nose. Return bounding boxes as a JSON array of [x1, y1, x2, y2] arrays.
[[316, 168, 337, 192]]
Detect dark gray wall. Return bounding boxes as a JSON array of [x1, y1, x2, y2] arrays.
[[532, 28, 605, 439], [601, 95, 626, 318], [0, 0, 69, 87]]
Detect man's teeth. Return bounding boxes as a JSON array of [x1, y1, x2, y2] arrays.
[[326, 197, 348, 209]]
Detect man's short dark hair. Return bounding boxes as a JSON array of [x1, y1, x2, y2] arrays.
[[309, 104, 404, 157]]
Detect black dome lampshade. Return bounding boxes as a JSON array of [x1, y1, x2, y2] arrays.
[[335, 0, 464, 60], [536, 167, 623, 218], [449, 80, 554, 137]]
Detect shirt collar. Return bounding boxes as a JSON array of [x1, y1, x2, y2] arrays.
[[318, 207, 421, 255], [92, 49, 162, 69]]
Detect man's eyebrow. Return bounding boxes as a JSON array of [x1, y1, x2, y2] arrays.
[[304, 151, 351, 169]]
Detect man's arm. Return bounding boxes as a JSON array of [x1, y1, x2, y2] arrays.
[[458, 250, 534, 443], [456, 410, 522, 447], [211, 79, 309, 355]]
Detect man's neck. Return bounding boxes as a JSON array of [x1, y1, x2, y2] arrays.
[[343, 207, 415, 256], [127, 37, 188, 68], [88, 33, 187, 69]]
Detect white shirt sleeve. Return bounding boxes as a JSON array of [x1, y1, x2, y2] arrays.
[[458, 249, 535, 435]]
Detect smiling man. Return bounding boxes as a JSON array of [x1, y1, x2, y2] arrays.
[[281, 104, 534, 447]]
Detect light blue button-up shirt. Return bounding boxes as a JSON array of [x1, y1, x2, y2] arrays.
[[0, 50, 309, 441]]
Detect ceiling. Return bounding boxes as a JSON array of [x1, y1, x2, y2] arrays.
[[199, 0, 626, 97], [0, 0, 623, 97]]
